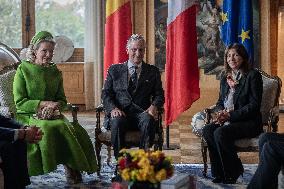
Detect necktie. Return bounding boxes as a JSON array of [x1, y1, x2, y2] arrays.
[[128, 66, 138, 94], [131, 66, 138, 87]]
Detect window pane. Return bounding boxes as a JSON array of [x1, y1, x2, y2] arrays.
[[0, 0, 22, 48], [35, 0, 85, 47]]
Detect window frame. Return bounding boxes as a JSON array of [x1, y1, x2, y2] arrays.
[[17, 0, 83, 62]]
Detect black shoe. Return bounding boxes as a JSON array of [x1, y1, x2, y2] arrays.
[[223, 163, 244, 184], [223, 177, 237, 184], [223, 171, 243, 184], [111, 174, 122, 182], [212, 177, 223, 183]]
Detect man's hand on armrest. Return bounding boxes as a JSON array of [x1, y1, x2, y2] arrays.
[[18, 126, 43, 143], [145, 105, 158, 120], [110, 108, 126, 118]]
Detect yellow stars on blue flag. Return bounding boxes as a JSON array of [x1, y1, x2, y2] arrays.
[[220, 11, 228, 25], [221, 0, 254, 63], [239, 29, 251, 43]]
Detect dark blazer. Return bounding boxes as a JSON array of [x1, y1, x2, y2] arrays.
[[215, 69, 263, 132], [102, 61, 164, 115], [0, 115, 22, 144]]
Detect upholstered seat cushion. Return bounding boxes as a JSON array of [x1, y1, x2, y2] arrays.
[[234, 137, 259, 148], [97, 129, 111, 142], [125, 131, 141, 142], [98, 128, 141, 143], [0, 70, 16, 117], [191, 111, 206, 137]]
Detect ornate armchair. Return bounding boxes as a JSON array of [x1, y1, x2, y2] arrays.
[[0, 42, 79, 122], [94, 104, 164, 175], [191, 69, 282, 176]]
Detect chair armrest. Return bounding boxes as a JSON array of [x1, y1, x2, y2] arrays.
[[95, 104, 104, 113], [267, 106, 279, 132], [204, 105, 217, 124], [67, 103, 79, 124], [95, 104, 104, 133]]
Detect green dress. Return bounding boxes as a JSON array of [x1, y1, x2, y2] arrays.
[[13, 61, 97, 176]]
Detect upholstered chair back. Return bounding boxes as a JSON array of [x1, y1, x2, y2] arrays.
[[0, 42, 21, 118], [259, 69, 282, 131]]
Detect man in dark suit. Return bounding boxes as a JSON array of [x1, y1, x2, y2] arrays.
[[0, 114, 42, 189], [102, 34, 164, 159], [248, 132, 284, 189]]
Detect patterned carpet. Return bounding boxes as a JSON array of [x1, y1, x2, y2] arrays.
[[24, 111, 262, 188], [27, 163, 257, 189]]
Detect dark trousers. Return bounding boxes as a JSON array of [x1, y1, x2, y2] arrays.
[[248, 133, 284, 189], [110, 110, 155, 159], [203, 121, 260, 179], [0, 140, 30, 189]]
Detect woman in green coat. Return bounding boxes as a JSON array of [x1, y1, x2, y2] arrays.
[[13, 31, 97, 184]]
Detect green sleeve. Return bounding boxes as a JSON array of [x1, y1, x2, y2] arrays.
[[13, 67, 40, 113], [55, 71, 67, 111]]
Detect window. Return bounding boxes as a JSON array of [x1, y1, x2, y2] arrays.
[[35, 0, 84, 47], [0, 0, 84, 62], [0, 0, 22, 48]]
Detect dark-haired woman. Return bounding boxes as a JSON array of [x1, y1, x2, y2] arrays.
[[203, 43, 263, 184]]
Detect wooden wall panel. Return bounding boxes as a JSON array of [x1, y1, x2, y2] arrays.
[[57, 63, 85, 104], [278, 7, 284, 103], [260, 0, 279, 75], [132, 0, 155, 64], [270, 0, 279, 76]]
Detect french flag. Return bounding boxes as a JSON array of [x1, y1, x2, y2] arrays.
[[165, 0, 200, 125]]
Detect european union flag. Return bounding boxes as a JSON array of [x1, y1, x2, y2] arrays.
[[221, 0, 253, 63]]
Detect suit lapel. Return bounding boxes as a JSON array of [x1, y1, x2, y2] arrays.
[[121, 62, 128, 87], [233, 73, 247, 104], [223, 83, 230, 101], [122, 61, 134, 98], [136, 62, 147, 90]]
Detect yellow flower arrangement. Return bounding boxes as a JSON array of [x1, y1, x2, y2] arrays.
[[118, 149, 174, 184]]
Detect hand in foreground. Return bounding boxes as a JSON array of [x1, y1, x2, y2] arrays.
[[216, 110, 230, 125], [145, 105, 158, 120], [110, 108, 126, 118], [19, 126, 43, 143]]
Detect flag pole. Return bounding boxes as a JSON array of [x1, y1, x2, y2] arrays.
[[163, 125, 180, 150], [165, 1, 200, 151]]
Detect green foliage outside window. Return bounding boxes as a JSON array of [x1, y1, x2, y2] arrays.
[[36, 0, 85, 47], [0, 0, 84, 48], [0, 0, 21, 47]]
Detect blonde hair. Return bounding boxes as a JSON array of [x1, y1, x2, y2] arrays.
[[26, 40, 55, 62]]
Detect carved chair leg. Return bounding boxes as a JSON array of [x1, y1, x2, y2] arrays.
[[201, 137, 208, 177], [95, 140, 102, 176], [153, 142, 158, 151], [106, 145, 111, 166], [155, 117, 163, 151]]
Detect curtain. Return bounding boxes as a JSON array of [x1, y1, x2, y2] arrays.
[[84, 0, 104, 110]]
